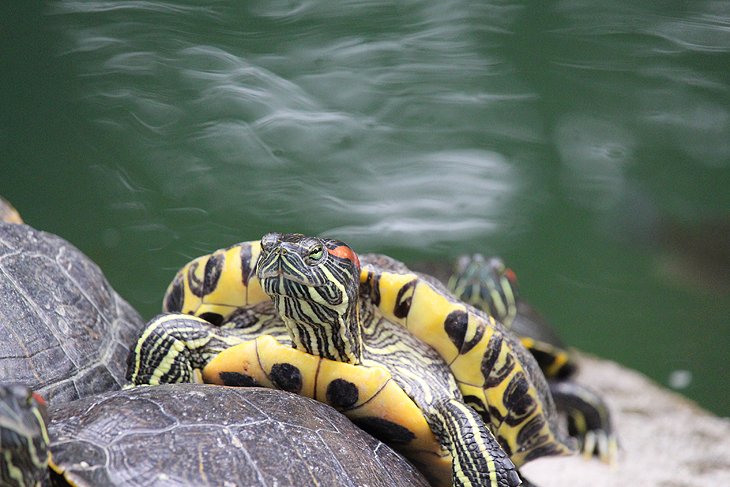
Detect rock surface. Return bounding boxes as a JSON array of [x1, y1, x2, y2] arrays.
[[521, 354, 730, 487]]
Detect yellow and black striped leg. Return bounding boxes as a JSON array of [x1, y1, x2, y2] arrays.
[[431, 399, 521, 487], [550, 381, 618, 464], [126, 314, 249, 386]]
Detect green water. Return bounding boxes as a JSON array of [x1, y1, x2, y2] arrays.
[[2, 1, 728, 416]]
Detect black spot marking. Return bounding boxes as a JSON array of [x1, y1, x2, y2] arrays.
[[531, 348, 577, 380], [219, 372, 258, 387], [463, 395, 487, 414], [524, 443, 562, 463], [530, 348, 558, 372], [270, 363, 303, 393], [480, 333, 501, 379], [504, 372, 536, 425], [163, 273, 184, 312], [492, 354, 515, 388], [187, 260, 204, 297], [518, 413, 566, 463], [463, 321, 484, 355], [203, 253, 224, 295], [481, 333, 516, 388], [393, 279, 416, 319], [444, 310, 468, 351], [199, 312, 224, 327], [445, 309, 485, 354], [326, 379, 359, 409], [354, 417, 416, 445], [239, 244, 254, 286], [516, 415, 546, 449], [555, 360, 577, 380], [488, 404, 505, 425]]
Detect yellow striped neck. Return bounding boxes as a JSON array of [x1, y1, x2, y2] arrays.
[[272, 294, 363, 365]]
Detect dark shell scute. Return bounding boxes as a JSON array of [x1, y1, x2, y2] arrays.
[[48, 385, 429, 487], [0, 223, 144, 405]]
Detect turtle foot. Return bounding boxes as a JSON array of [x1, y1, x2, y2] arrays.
[[580, 429, 619, 465]]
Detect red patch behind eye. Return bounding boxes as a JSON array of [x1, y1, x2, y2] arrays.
[[328, 244, 360, 271], [32, 392, 47, 407], [504, 268, 518, 285]]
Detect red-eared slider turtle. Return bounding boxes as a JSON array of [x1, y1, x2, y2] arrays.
[[128, 233, 576, 486], [0, 383, 428, 487], [0, 222, 144, 404], [448, 254, 617, 463], [0, 196, 23, 224], [0, 383, 50, 487]]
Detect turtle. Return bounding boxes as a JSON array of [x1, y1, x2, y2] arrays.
[[0, 383, 49, 487], [447, 254, 617, 463], [0, 222, 144, 405], [0, 383, 429, 487], [0, 196, 23, 224], [128, 232, 577, 486]]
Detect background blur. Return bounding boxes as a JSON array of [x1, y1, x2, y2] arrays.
[[1, 1, 728, 415]]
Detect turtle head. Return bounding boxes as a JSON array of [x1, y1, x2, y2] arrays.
[[449, 254, 520, 325], [256, 232, 363, 364], [0, 384, 50, 487]]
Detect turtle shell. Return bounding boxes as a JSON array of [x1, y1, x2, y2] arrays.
[[47, 383, 430, 487], [0, 223, 144, 404]]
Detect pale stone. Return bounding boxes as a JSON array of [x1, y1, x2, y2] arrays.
[[521, 354, 730, 487]]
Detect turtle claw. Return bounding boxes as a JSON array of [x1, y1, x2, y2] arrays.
[[549, 381, 617, 465], [580, 429, 619, 465]]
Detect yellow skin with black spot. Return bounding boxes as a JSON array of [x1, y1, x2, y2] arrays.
[[448, 254, 617, 464], [357, 265, 572, 468], [161, 241, 270, 322], [204, 335, 453, 485], [447, 255, 574, 379], [128, 235, 574, 486]]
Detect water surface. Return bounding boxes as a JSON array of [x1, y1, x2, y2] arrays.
[[1, 1, 728, 415]]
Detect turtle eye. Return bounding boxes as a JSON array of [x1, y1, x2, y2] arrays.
[[307, 244, 324, 263]]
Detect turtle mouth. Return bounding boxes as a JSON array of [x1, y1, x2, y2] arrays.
[[258, 269, 323, 290]]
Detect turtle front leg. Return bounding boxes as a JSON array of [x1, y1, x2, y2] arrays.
[[126, 313, 248, 386], [550, 381, 618, 464], [430, 398, 522, 487]]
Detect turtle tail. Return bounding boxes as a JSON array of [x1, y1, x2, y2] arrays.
[[431, 399, 522, 487]]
